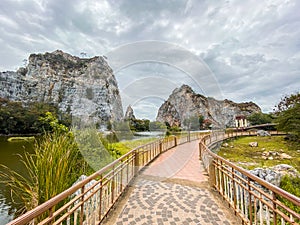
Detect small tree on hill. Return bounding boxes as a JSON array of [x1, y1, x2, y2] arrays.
[[275, 92, 300, 113], [275, 92, 300, 140]]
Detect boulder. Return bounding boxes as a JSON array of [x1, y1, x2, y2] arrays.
[[222, 143, 229, 147], [272, 164, 299, 178], [257, 130, 271, 136], [249, 142, 258, 147], [280, 153, 292, 159], [249, 164, 300, 187]]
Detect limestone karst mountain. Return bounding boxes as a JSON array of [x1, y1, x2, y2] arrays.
[[0, 50, 123, 127], [156, 85, 261, 128]]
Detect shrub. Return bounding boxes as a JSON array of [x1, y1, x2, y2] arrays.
[[279, 176, 300, 216], [247, 112, 274, 125]]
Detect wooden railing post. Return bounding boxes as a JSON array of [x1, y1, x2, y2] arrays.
[[248, 177, 253, 225], [220, 161, 225, 195], [99, 177, 103, 222], [111, 166, 115, 204], [209, 159, 216, 188], [48, 207, 54, 225], [273, 192, 277, 225], [80, 186, 85, 225], [232, 167, 237, 214], [174, 136, 177, 146], [159, 142, 163, 154], [134, 150, 140, 175], [199, 142, 202, 160]]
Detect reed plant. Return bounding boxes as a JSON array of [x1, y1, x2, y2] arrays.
[[0, 117, 87, 218]]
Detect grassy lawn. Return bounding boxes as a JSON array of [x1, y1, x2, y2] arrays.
[[218, 136, 300, 171], [110, 137, 159, 156]]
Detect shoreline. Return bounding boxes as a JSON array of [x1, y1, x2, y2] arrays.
[[0, 133, 41, 137]]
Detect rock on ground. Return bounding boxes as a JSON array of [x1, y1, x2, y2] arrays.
[[257, 130, 271, 136], [249, 142, 258, 147]]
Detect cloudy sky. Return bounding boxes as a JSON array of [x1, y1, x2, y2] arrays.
[[0, 0, 299, 120]]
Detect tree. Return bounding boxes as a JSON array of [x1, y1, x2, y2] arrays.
[[149, 121, 167, 131], [128, 119, 150, 132], [80, 52, 87, 58], [39, 112, 69, 134], [22, 59, 27, 67], [276, 103, 300, 136], [275, 92, 300, 113], [247, 112, 274, 125], [275, 92, 300, 139], [0, 98, 70, 134]]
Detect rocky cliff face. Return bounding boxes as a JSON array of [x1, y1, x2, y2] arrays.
[[0, 50, 123, 126], [124, 105, 136, 120], [156, 85, 261, 128]]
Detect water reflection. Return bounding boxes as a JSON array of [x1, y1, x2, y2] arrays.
[[0, 137, 34, 225]]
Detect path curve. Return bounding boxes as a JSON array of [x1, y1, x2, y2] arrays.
[[103, 140, 240, 225]]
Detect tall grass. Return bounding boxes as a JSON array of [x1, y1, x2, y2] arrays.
[[0, 131, 86, 217]]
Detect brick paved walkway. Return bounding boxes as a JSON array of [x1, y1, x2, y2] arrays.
[[103, 140, 240, 225]]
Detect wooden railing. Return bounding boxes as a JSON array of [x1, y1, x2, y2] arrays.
[[8, 130, 298, 225], [199, 131, 300, 225], [7, 132, 203, 225]]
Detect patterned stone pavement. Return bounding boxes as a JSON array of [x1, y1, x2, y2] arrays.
[[104, 140, 240, 225]]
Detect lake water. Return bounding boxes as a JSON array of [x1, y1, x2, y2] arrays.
[[0, 136, 34, 225]]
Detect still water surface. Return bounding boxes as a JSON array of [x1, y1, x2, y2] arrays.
[[0, 136, 34, 225]]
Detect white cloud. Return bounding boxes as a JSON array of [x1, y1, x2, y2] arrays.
[[0, 0, 299, 118]]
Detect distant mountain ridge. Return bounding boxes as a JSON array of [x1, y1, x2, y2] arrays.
[[0, 50, 123, 127], [0, 51, 261, 129], [156, 85, 261, 128]]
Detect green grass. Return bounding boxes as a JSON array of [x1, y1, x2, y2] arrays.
[[110, 137, 159, 156], [218, 136, 300, 171]]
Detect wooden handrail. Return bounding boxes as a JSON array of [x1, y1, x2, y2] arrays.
[[7, 132, 203, 225], [8, 130, 298, 225], [203, 140, 300, 206], [200, 131, 300, 225]]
